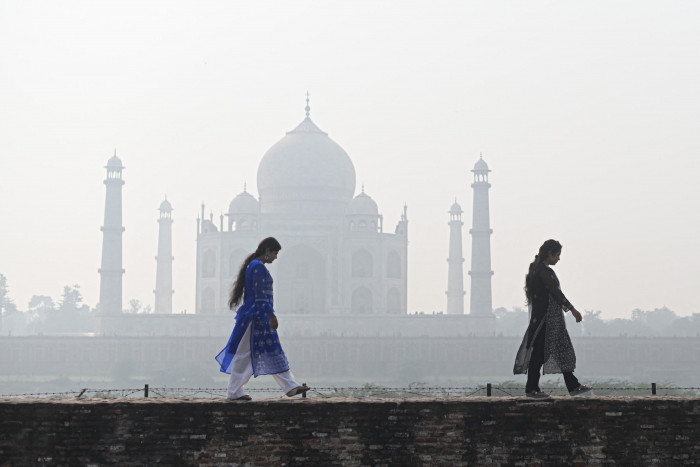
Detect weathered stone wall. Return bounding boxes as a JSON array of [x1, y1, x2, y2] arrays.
[[0, 397, 698, 466]]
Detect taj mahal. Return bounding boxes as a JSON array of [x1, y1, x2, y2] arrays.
[[195, 100, 409, 316], [98, 97, 493, 326]]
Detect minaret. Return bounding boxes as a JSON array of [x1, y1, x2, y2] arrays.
[[154, 197, 174, 314], [394, 204, 409, 315], [446, 199, 465, 314], [469, 153, 494, 316], [98, 151, 125, 315]]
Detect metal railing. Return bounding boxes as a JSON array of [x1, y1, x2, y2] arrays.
[[2, 383, 700, 399]]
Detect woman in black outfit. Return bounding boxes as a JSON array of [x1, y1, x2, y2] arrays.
[[514, 239, 592, 398]]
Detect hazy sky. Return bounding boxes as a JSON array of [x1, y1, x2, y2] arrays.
[[1, 0, 699, 319]]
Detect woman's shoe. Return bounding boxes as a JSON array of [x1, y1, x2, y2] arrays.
[[525, 390, 551, 399], [227, 394, 252, 401], [286, 384, 310, 397], [569, 385, 593, 397]]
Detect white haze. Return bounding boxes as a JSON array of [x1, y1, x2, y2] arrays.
[[1, 0, 699, 319]]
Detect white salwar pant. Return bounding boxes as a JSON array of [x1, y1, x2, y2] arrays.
[[227, 322, 299, 399]]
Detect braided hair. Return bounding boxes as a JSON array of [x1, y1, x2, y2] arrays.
[[228, 237, 282, 309]]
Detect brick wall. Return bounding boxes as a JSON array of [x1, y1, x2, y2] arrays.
[[0, 397, 698, 466]]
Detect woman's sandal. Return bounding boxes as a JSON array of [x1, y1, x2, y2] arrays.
[[227, 394, 252, 401], [569, 385, 593, 397], [525, 390, 551, 399], [286, 384, 310, 397]]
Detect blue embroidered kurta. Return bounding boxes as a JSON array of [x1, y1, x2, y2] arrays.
[[215, 259, 290, 376]]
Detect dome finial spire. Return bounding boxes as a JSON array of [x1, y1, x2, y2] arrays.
[[244, 181, 247, 193], [305, 91, 310, 118], [480, 151, 483, 160]]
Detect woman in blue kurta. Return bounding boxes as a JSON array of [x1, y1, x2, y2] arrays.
[[215, 237, 309, 400]]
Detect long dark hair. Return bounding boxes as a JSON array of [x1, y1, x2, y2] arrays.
[[228, 237, 282, 309], [524, 239, 562, 304]]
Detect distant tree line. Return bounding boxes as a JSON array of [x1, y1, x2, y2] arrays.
[[0, 273, 149, 335], [2, 273, 698, 337], [493, 306, 700, 337]]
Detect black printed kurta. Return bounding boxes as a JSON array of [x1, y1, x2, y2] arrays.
[[514, 264, 577, 375]]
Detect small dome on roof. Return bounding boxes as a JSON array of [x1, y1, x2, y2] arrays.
[[159, 198, 173, 212], [347, 191, 378, 216], [472, 154, 490, 172], [450, 200, 462, 212], [106, 154, 123, 169], [201, 218, 218, 233], [229, 190, 259, 214]]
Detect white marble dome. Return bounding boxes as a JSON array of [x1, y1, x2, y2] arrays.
[[348, 191, 378, 216], [257, 116, 356, 215], [228, 190, 259, 214]]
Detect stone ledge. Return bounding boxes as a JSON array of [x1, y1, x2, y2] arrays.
[[1, 397, 698, 466], [1, 395, 695, 404]]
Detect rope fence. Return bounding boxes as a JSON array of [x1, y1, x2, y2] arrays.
[[2, 383, 700, 400]]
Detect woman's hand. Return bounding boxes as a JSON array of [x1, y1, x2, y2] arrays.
[[269, 316, 278, 330], [571, 309, 583, 323]]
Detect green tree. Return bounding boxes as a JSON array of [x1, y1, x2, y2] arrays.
[[0, 274, 23, 335], [631, 307, 677, 335], [59, 285, 83, 312], [0, 274, 18, 315], [0, 274, 8, 308], [582, 310, 606, 336], [25, 295, 56, 332], [41, 285, 93, 333], [125, 298, 142, 314], [28, 295, 55, 312]]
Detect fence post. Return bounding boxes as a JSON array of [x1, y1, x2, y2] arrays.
[[651, 382, 656, 395], [487, 383, 492, 397], [302, 382, 307, 399], [144, 384, 149, 398]]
